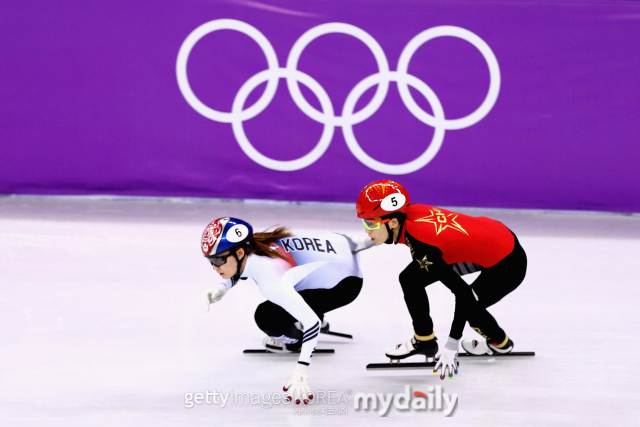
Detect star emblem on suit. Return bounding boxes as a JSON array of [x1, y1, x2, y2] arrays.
[[415, 208, 469, 236], [417, 255, 433, 271]]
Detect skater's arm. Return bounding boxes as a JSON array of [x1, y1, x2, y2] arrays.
[[206, 278, 234, 310], [437, 268, 480, 340], [260, 283, 321, 365], [253, 258, 321, 365], [222, 278, 233, 290]]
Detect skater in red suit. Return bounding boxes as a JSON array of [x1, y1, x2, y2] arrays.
[[356, 180, 527, 378]]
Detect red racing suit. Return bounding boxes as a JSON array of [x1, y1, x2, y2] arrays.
[[396, 204, 517, 341]]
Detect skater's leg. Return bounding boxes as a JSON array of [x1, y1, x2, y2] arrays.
[[399, 261, 439, 338], [466, 307, 508, 346], [254, 301, 302, 346], [297, 276, 363, 320], [383, 262, 440, 360], [255, 276, 362, 349], [471, 232, 527, 308], [464, 233, 527, 352]]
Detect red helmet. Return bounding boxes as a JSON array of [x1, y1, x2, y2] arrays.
[[356, 180, 411, 219]]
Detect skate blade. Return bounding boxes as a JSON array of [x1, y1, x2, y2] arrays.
[[320, 330, 353, 339], [243, 349, 335, 354], [459, 351, 535, 357], [368, 361, 437, 370], [368, 351, 535, 370]]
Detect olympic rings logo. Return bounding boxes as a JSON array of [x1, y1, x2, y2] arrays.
[[176, 20, 500, 175]]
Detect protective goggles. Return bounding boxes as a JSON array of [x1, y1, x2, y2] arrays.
[[362, 218, 391, 230], [207, 253, 231, 267]]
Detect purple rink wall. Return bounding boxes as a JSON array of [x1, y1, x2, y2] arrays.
[[1, 1, 639, 213]]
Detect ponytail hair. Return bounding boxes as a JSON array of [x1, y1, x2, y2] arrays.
[[245, 226, 293, 262]]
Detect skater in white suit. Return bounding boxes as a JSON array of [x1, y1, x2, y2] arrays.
[[202, 217, 368, 404]]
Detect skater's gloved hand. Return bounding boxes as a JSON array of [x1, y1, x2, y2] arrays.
[[339, 234, 375, 254], [283, 363, 313, 405], [434, 337, 459, 380], [206, 283, 227, 311]]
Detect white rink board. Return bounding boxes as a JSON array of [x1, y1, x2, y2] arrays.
[[0, 197, 639, 426]]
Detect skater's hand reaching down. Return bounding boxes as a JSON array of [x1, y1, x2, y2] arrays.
[[206, 283, 227, 311], [434, 338, 459, 380], [339, 234, 375, 254], [284, 363, 313, 405]]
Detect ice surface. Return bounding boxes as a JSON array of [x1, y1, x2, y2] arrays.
[[0, 196, 639, 426]]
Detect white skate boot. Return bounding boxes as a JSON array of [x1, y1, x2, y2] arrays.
[[462, 338, 492, 355], [263, 336, 296, 353], [462, 337, 514, 355], [385, 336, 438, 360]]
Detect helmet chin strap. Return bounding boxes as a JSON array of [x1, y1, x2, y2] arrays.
[[384, 217, 405, 245], [231, 249, 247, 286], [384, 222, 394, 244]]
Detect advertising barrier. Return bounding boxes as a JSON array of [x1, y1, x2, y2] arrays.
[[1, 0, 639, 211]]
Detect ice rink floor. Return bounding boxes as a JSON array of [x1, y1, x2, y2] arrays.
[[1, 196, 639, 426]]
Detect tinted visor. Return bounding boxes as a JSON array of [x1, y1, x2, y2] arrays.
[[207, 253, 230, 267], [362, 218, 390, 230]]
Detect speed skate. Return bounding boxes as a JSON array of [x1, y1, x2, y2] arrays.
[[243, 324, 352, 354], [366, 350, 536, 370], [243, 336, 336, 354], [244, 349, 335, 354]]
